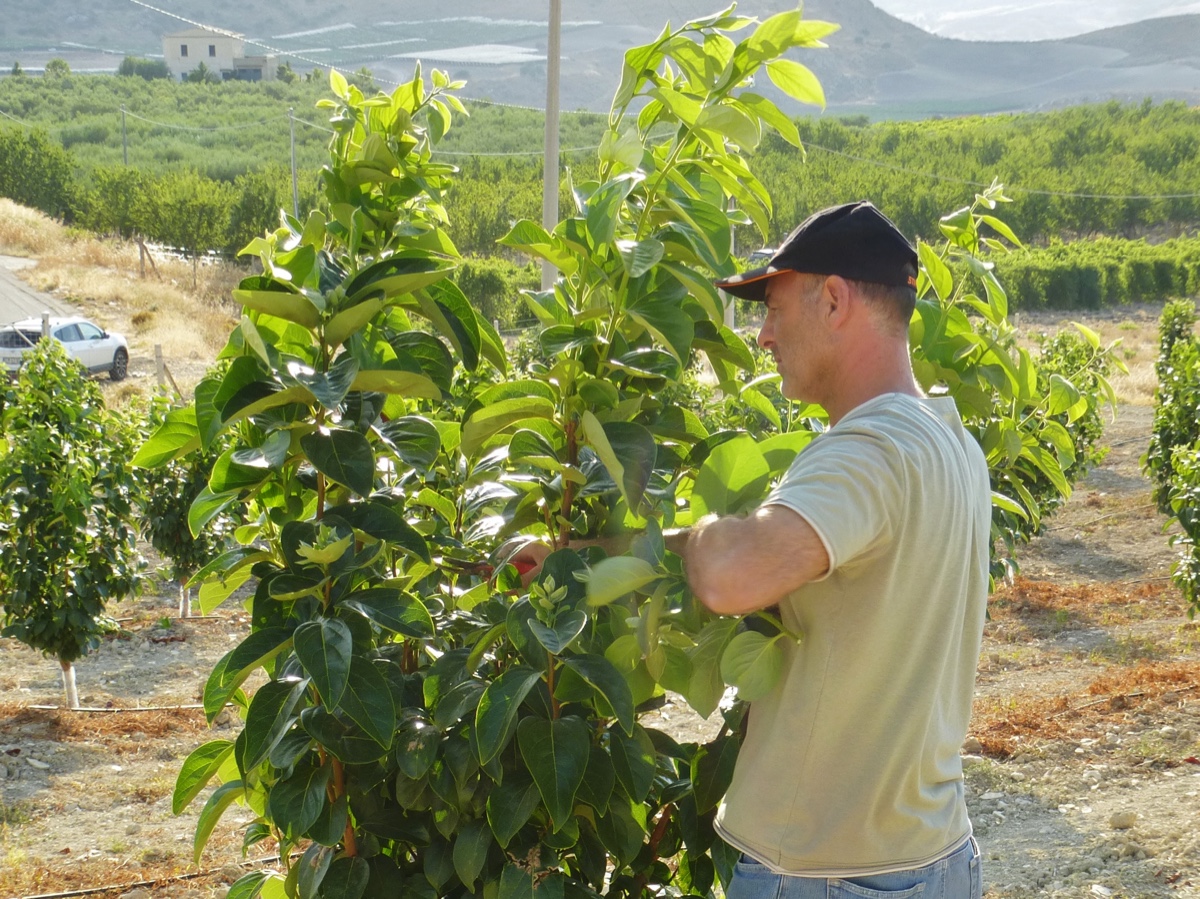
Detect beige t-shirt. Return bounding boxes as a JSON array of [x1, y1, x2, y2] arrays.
[[713, 393, 991, 876]]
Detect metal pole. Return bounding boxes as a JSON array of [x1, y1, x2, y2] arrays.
[[121, 104, 128, 166], [541, 0, 562, 291], [289, 108, 300, 219]]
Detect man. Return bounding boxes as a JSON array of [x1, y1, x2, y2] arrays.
[[515, 201, 990, 897], [690, 201, 990, 897]]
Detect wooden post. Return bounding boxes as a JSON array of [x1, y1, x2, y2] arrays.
[[155, 344, 166, 389], [41, 312, 50, 338]]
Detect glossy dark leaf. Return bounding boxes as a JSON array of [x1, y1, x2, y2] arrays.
[[487, 771, 542, 848], [301, 429, 375, 496], [342, 588, 434, 638], [528, 610, 587, 655], [242, 676, 310, 772], [318, 856, 370, 899], [517, 716, 591, 830], [294, 618, 353, 707], [339, 657, 396, 748], [476, 665, 543, 765], [609, 724, 656, 803], [562, 654, 634, 735], [267, 760, 330, 838]]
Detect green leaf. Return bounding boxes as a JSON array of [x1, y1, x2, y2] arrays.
[[339, 657, 396, 748], [562, 655, 634, 735], [609, 724, 656, 803], [476, 665, 543, 765], [691, 735, 739, 813], [528, 609, 587, 655], [327, 502, 430, 562], [720, 631, 785, 701], [487, 771, 542, 848], [580, 413, 657, 510], [691, 434, 770, 518], [394, 712, 440, 779], [918, 241, 953, 301], [452, 818, 492, 889], [326, 298, 384, 349], [232, 288, 321, 329], [294, 618, 353, 706], [318, 856, 370, 899], [306, 794, 348, 848], [586, 174, 642, 247], [686, 618, 736, 719], [341, 588, 434, 637], [576, 744, 616, 814], [695, 103, 759, 150], [242, 677, 310, 771], [203, 628, 294, 721], [188, 487, 241, 541], [194, 780, 245, 863], [517, 716, 591, 830], [616, 238, 665, 279], [227, 872, 271, 899], [462, 396, 557, 457], [349, 368, 440, 399], [377, 416, 442, 471], [500, 865, 564, 899], [173, 739, 234, 815], [498, 220, 578, 274], [765, 59, 825, 107], [267, 761, 330, 840], [283, 358, 360, 411], [344, 253, 456, 305], [133, 406, 199, 468], [626, 295, 695, 363], [1047, 374, 1082, 416], [301, 429, 376, 496], [736, 93, 801, 148], [584, 555, 659, 607], [418, 281, 481, 372], [980, 214, 1023, 248], [298, 843, 333, 899]]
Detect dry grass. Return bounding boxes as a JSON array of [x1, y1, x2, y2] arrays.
[[0, 198, 68, 256], [0, 200, 241, 396], [1016, 306, 1164, 406], [988, 577, 1181, 641], [0, 703, 209, 743], [973, 660, 1200, 757]]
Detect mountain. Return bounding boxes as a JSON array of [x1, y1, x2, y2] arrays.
[[4, 0, 1200, 119], [873, 0, 1200, 42]]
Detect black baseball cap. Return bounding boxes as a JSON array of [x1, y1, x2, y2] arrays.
[[715, 201, 918, 302]]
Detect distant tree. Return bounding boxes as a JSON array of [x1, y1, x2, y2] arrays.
[[118, 56, 170, 80], [226, 166, 285, 255], [10, 61, 23, 77], [276, 61, 298, 84], [133, 170, 235, 286], [305, 66, 324, 83], [185, 61, 221, 84], [83, 166, 148, 238], [0, 127, 80, 220], [43, 58, 70, 78]]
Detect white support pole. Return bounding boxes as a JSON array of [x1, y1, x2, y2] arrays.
[[541, 0, 562, 291], [289, 108, 300, 219]]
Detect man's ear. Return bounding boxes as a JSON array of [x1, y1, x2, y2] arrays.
[[823, 275, 854, 328]]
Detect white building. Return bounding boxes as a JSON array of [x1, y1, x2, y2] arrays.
[[161, 28, 276, 82]]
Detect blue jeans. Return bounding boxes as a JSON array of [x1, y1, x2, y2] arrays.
[[726, 837, 982, 899]]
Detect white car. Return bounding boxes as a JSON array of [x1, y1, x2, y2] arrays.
[[0, 316, 129, 381]]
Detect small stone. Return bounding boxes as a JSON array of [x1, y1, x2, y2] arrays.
[[1090, 886, 1113, 898], [962, 737, 984, 754], [26, 757, 50, 770], [1011, 771, 1027, 782], [1160, 725, 1178, 738], [119, 889, 150, 899], [980, 791, 1004, 801], [1110, 811, 1137, 830], [125, 823, 141, 835]]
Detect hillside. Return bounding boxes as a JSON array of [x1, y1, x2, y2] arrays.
[[3, 0, 1200, 117]]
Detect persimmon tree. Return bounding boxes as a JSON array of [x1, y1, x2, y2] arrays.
[[141, 8, 1115, 899], [0, 340, 144, 708]]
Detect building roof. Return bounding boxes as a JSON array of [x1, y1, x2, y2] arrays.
[[163, 28, 244, 39]]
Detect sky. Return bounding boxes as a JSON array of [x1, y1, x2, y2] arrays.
[[871, 0, 1200, 41]]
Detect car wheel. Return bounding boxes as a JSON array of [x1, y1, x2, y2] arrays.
[[110, 348, 128, 381]]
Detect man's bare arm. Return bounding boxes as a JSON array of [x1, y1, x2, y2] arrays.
[[685, 505, 829, 616]]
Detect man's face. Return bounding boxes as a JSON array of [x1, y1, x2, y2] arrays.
[[757, 271, 825, 402]]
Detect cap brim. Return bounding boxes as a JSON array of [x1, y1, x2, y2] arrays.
[[713, 266, 789, 302]]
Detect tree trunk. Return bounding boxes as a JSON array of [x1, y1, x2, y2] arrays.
[[192, 255, 198, 289], [60, 659, 79, 710], [180, 580, 192, 618]]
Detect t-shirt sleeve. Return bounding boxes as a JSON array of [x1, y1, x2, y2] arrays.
[[762, 427, 902, 577]]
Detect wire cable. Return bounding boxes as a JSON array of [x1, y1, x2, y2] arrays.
[[122, 108, 279, 132]]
